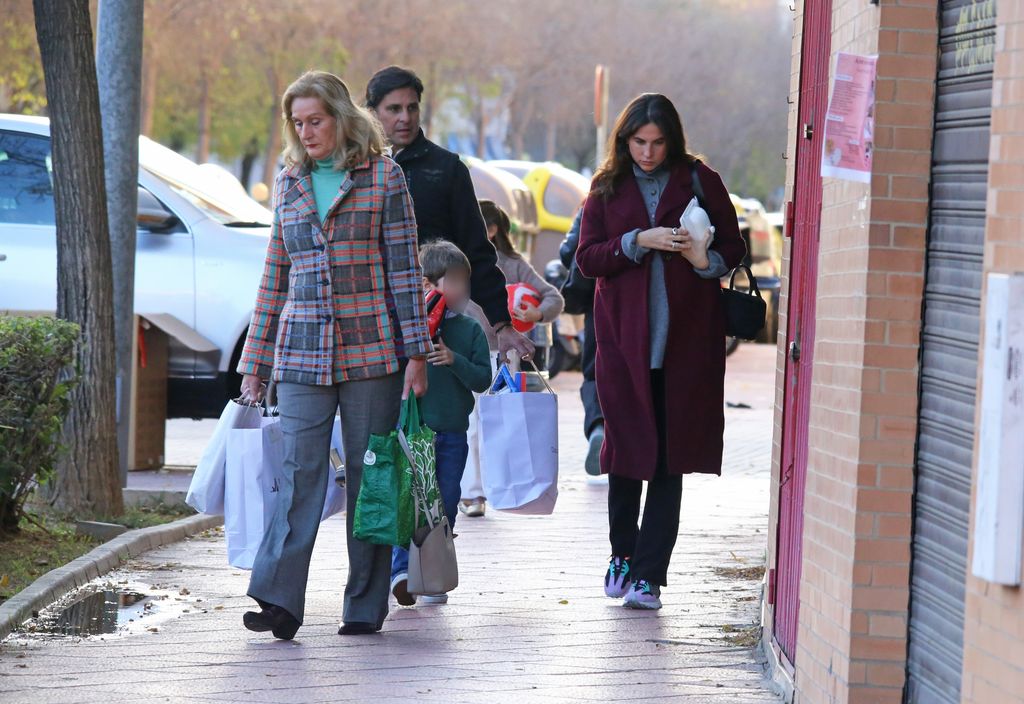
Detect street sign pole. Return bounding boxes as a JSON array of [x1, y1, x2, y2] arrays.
[[594, 64, 610, 167], [96, 0, 144, 487]]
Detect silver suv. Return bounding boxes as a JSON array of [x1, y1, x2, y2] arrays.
[[0, 114, 272, 418]]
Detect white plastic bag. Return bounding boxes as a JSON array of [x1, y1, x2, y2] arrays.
[[186, 400, 263, 515], [223, 415, 347, 569], [479, 376, 559, 515], [224, 419, 284, 569], [681, 196, 715, 247]]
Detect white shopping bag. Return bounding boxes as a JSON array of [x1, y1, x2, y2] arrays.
[[224, 415, 347, 569], [224, 420, 284, 569], [186, 399, 264, 515], [479, 369, 559, 515], [322, 416, 346, 521]]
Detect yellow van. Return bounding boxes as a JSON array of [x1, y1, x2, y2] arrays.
[[487, 160, 590, 271]]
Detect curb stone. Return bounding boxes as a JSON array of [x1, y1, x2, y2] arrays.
[[0, 512, 222, 641]]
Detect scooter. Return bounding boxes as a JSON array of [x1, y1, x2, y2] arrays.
[[544, 259, 585, 378]]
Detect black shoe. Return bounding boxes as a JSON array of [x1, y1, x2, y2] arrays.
[[243, 604, 300, 640], [338, 621, 380, 636]]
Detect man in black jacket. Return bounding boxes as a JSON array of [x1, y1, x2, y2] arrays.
[[366, 66, 533, 360], [560, 209, 603, 476]]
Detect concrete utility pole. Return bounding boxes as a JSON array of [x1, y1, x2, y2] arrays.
[[96, 0, 144, 487]]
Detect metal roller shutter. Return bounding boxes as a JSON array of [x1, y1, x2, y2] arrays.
[[906, 1, 995, 702]]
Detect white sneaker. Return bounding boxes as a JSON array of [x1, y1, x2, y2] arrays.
[[459, 498, 485, 518], [418, 593, 449, 604]]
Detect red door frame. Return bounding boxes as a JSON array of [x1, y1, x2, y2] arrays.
[[774, 0, 832, 663]]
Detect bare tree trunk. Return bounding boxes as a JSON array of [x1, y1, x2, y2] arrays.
[[544, 121, 557, 161], [33, 0, 123, 516], [239, 136, 259, 189], [196, 70, 211, 163], [139, 45, 156, 136], [261, 71, 281, 189], [476, 103, 487, 159]]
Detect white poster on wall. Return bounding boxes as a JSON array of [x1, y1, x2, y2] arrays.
[[821, 52, 878, 183]]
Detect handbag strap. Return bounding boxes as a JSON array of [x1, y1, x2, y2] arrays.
[[728, 264, 763, 299], [690, 159, 705, 207]]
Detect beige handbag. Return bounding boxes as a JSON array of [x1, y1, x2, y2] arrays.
[[407, 511, 459, 595], [397, 426, 459, 595]]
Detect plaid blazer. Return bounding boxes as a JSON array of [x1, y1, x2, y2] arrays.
[[237, 155, 432, 386]]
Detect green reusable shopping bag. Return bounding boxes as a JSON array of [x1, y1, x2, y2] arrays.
[[352, 398, 417, 547], [352, 396, 438, 546], [396, 397, 441, 532]]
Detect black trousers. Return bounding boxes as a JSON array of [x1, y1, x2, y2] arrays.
[[607, 369, 683, 586], [580, 311, 604, 437]]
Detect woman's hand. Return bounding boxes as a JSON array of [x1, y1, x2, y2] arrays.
[[239, 374, 266, 404], [512, 302, 543, 324], [426, 338, 454, 366], [638, 226, 689, 253], [403, 357, 428, 398], [637, 226, 711, 269]]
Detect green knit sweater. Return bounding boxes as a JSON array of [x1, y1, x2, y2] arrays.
[[421, 312, 492, 433], [311, 158, 348, 223]]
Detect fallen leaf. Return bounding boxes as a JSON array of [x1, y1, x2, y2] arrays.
[[0, 575, 8, 588], [558, 599, 569, 605]]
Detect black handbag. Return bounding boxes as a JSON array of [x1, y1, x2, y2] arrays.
[[689, 163, 765, 340], [721, 265, 766, 340]]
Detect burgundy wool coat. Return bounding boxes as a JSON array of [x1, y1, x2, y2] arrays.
[[576, 161, 746, 481]]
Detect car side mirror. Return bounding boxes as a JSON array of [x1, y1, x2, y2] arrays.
[[137, 187, 180, 232]]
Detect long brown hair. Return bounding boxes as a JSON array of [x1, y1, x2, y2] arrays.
[[591, 93, 698, 198], [478, 199, 521, 259]]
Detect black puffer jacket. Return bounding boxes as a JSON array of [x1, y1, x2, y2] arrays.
[[395, 130, 510, 326]]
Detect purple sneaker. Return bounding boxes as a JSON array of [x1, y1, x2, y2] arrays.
[[623, 579, 662, 610], [604, 556, 632, 598]]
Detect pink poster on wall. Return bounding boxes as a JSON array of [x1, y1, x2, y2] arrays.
[[821, 52, 878, 183]]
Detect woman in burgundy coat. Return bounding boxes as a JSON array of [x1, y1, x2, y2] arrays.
[[576, 93, 745, 610]]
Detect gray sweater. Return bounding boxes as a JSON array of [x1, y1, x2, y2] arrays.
[[621, 163, 728, 369]]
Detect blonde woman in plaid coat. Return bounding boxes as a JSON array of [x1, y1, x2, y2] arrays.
[[236, 71, 432, 639]]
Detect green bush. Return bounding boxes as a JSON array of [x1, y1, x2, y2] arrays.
[[0, 315, 80, 535]]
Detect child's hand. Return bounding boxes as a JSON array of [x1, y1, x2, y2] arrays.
[[513, 302, 543, 323], [426, 338, 455, 366]]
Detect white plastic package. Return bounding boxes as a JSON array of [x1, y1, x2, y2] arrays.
[[680, 197, 715, 247]]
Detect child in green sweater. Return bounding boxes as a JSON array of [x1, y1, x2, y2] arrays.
[[391, 240, 492, 606]]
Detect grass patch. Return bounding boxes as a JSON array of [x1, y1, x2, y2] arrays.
[[721, 622, 761, 647], [713, 564, 765, 581], [97, 499, 195, 530], [0, 518, 99, 605], [0, 500, 196, 605]]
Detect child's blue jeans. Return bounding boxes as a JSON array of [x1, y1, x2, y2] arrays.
[[391, 431, 469, 581]]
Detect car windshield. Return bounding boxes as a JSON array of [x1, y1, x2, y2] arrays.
[[138, 137, 271, 226]]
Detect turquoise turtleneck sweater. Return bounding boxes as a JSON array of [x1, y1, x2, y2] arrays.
[[310, 158, 348, 223]]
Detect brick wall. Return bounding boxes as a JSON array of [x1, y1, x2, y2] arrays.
[[767, 1, 939, 703], [961, 2, 1024, 702]]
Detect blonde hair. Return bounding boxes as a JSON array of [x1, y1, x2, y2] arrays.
[[281, 70, 386, 170]]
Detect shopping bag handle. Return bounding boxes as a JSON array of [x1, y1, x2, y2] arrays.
[[398, 394, 423, 434], [485, 358, 555, 396]]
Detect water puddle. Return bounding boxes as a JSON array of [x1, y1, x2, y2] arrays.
[[7, 579, 200, 642]]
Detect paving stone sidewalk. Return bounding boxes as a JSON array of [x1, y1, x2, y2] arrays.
[[0, 345, 781, 704]]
